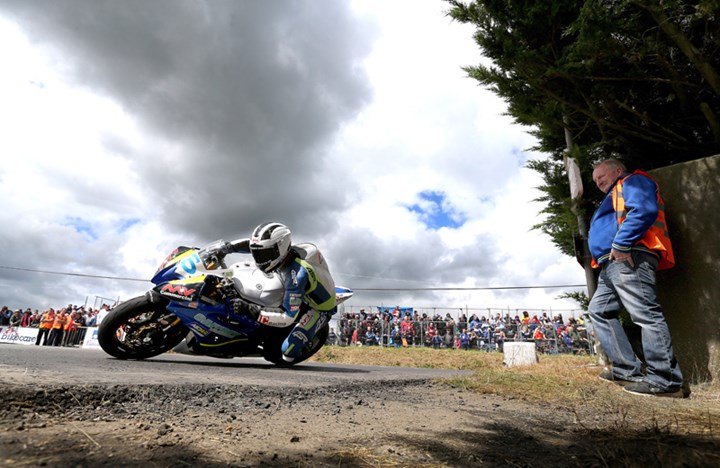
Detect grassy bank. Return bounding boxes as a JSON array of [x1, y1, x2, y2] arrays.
[[311, 346, 720, 436]]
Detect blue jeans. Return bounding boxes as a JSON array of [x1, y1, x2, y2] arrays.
[[588, 251, 682, 391]]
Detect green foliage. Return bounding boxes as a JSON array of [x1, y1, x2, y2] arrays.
[[446, 0, 720, 255], [557, 290, 590, 310]]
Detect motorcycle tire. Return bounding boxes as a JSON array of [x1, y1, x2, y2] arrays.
[[262, 323, 329, 367], [98, 295, 187, 360]]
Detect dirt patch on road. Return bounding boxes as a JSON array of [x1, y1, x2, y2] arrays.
[[2, 380, 720, 467]]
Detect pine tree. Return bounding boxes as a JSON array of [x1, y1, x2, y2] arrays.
[[446, 0, 720, 256]]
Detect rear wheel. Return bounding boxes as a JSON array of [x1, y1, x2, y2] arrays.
[[98, 296, 187, 360]]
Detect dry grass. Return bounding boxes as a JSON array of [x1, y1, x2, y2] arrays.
[[313, 345, 497, 370], [311, 346, 720, 436]]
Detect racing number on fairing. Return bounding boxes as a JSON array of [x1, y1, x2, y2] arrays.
[[180, 253, 201, 275]]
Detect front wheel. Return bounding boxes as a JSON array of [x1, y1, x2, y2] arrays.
[[98, 296, 187, 360], [263, 323, 329, 367]]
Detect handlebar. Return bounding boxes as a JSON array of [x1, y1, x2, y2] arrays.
[[198, 238, 251, 270]]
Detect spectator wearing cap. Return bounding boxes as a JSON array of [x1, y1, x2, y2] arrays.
[[9, 309, 22, 328]]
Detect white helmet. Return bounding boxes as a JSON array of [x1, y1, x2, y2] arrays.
[[249, 222, 292, 272]]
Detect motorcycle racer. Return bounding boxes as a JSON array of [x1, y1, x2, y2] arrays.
[[233, 222, 337, 363]]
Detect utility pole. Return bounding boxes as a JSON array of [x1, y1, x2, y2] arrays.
[[563, 117, 598, 297]]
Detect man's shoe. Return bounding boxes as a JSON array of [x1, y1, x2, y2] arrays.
[[598, 369, 636, 386], [623, 381, 684, 398]]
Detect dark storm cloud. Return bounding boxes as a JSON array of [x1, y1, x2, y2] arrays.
[[325, 226, 506, 310], [328, 226, 499, 290], [0, 1, 557, 312], [1, 0, 374, 239]]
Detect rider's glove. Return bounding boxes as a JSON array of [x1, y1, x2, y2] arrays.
[[215, 242, 232, 258], [215, 240, 249, 259], [226, 239, 250, 254], [232, 299, 260, 320]]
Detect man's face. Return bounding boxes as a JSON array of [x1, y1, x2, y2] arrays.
[[592, 163, 624, 193]]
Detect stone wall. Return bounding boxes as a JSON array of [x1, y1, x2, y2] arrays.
[[651, 154, 720, 383]]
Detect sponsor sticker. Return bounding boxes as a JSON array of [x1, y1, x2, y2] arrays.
[[188, 323, 209, 337], [160, 284, 197, 301], [299, 313, 313, 327], [291, 330, 309, 344]]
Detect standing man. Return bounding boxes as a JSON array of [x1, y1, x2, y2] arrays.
[[588, 158, 683, 397], [35, 308, 55, 346], [48, 308, 66, 347]]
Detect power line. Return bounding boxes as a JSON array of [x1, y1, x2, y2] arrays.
[[0, 265, 148, 283], [352, 285, 585, 291], [0, 264, 585, 291]]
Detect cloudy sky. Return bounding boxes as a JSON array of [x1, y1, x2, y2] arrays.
[[0, 0, 586, 317]]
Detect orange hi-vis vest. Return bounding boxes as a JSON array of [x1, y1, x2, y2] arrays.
[[613, 170, 675, 270], [40, 311, 55, 329], [64, 313, 75, 331], [52, 312, 66, 329]]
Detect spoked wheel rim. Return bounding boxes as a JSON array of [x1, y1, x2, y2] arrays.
[[98, 296, 187, 360], [114, 310, 183, 355]]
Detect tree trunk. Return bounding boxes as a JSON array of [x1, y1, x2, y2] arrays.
[[635, 0, 720, 96]]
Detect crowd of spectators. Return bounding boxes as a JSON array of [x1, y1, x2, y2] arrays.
[[3, 302, 592, 355], [0, 303, 112, 347], [331, 307, 593, 355]]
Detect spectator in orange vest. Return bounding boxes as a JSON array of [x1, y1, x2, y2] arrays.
[[35, 308, 56, 346], [589, 158, 682, 397], [61, 311, 76, 347], [48, 308, 66, 347]]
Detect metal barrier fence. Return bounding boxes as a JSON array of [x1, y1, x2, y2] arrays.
[[27, 326, 88, 347], [9, 320, 595, 356], [330, 318, 595, 355]]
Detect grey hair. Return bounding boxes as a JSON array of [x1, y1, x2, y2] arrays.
[[593, 158, 627, 172]]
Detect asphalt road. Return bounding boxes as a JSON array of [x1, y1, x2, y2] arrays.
[[0, 344, 470, 388]]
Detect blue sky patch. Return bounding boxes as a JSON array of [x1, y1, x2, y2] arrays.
[[117, 218, 141, 233], [407, 190, 466, 230], [64, 217, 98, 240]]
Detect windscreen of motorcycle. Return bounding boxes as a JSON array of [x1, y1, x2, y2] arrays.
[[152, 247, 203, 285], [230, 263, 284, 307]]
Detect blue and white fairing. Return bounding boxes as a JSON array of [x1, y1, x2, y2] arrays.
[[150, 242, 354, 310], [335, 286, 354, 304], [150, 246, 203, 285]]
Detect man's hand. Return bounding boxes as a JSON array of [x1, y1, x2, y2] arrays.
[[609, 248, 634, 267], [232, 299, 260, 320]]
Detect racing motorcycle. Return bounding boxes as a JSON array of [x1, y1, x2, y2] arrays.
[[98, 239, 353, 366]]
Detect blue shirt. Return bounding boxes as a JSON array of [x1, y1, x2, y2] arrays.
[[588, 173, 659, 265]]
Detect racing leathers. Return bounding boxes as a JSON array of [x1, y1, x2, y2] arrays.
[[236, 243, 337, 362]]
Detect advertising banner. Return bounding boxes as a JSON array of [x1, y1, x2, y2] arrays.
[[82, 327, 101, 350], [0, 326, 39, 346]]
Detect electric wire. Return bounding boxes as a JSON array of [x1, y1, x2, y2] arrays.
[[352, 285, 584, 291], [0, 264, 585, 291], [0, 265, 148, 283]]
